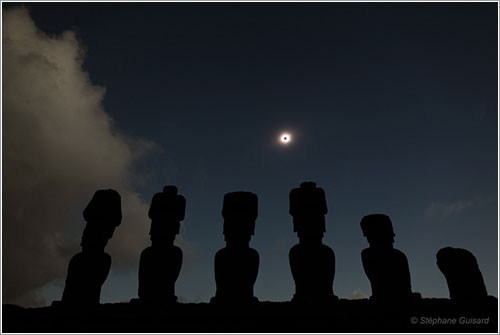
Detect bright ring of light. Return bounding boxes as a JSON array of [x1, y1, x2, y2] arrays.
[[280, 133, 291, 144]]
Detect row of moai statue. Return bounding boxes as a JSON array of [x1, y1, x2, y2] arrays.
[[58, 182, 490, 307]]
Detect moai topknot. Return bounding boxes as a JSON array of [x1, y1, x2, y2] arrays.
[[360, 214, 416, 302], [138, 185, 185, 304], [61, 189, 122, 306], [211, 191, 259, 304], [436, 247, 488, 301], [289, 182, 337, 303]]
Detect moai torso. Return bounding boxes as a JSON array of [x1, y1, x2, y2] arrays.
[[212, 192, 259, 304], [360, 214, 413, 301], [436, 247, 488, 301], [62, 251, 111, 305], [61, 189, 122, 306], [138, 186, 185, 304], [214, 245, 259, 301], [289, 182, 336, 303]]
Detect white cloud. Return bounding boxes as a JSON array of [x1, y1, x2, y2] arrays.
[[345, 288, 369, 300], [1, 6, 176, 306], [424, 200, 475, 220]]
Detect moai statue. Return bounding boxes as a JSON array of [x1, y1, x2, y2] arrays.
[[61, 189, 122, 306], [288, 182, 337, 304], [138, 185, 185, 304], [436, 247, 488, 301], [360, 214, 417, 302], [211, 191, 259, 304]]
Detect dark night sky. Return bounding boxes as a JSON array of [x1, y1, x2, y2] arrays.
[[2, 2, 498, 305]]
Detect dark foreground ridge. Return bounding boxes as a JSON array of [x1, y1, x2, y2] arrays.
[[3, 297, 498, 333]]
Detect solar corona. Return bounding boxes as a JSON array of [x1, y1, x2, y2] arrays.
[[280, 133, 291, 144]]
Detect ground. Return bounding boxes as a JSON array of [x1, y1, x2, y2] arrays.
[[2, 297, 497, 332]]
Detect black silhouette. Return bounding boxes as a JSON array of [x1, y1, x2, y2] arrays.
[[360, 214, 419, 302], [288, 182, 337, 303], [211, 191, 259, 304], [5, 186, 498, 332], [61, 189, 122, 306], [138, 185, 185, 304], [436, 247, 488, 301]]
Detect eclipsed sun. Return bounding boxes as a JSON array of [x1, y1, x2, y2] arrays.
[[280, 133, 292, 144]]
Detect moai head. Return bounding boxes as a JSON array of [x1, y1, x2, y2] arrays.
[[81, 189, 122, 250], [148, 185, 186, 242], [360, 214, 395, 247], [436, 247, 488, 300], [222, 191, 258, 244], [289, 182, 328, 239]]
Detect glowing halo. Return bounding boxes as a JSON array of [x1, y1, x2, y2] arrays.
[[280, 133, 292, 144]]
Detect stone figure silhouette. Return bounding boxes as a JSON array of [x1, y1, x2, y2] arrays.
[[61, 189, 122, 306], [436, 247, 488, 301], [360, 214, 418, 302], [138, 185, 185, 304], [211, 191, 259, 304], [288, 182, 337, 303]]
